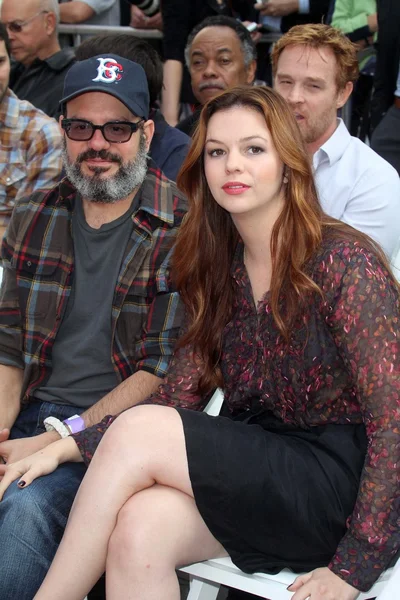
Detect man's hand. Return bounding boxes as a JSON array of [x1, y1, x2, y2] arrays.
[[130, 5, 163, 30], [288, 567, 360, 599], [254, 0, 299, 18], [241, 21, 263, 43], [0, 430, 61, 465]]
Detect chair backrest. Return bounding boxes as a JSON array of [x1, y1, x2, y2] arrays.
[[375, 556, 400, 599], [203, 389, 224, 416], [391, 237, 400, 281]]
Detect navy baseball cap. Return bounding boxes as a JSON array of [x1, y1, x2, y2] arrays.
[[60, 54, 150, 120]]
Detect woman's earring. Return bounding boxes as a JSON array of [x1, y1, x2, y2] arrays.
[[283, 172, 289, 184]]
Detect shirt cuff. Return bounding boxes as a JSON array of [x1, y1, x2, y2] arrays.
[[298, 0, 309, 13], [73, 415, 116, 467], [329, 534, 397, 592]]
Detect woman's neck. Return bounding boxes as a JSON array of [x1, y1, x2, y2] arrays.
[[232, 198, 284, 267]]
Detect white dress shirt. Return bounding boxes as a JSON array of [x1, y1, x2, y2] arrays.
[[313, 119, 400, 257]]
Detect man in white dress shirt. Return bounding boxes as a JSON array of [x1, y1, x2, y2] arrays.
[[273, 23, 400, 258]]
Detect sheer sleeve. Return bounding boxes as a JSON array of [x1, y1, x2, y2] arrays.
[[73, 339, 205, 466], [319, 244, 400, 591]]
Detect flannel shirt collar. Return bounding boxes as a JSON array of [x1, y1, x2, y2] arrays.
[[57, 161, 179, 227], [137, 161, 177, 226], [58, 178, 77, 208], [0, 89, 21, 129]]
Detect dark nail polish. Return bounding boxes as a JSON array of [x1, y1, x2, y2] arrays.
[[18, 480, 26, 487]]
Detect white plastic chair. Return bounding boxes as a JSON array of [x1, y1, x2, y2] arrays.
[[179, 389, 397, 600], [391, 237, 400, 282], [375, 555, 400, 599]]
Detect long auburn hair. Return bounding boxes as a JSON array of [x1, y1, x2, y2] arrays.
[[174, 85, 394, 393]]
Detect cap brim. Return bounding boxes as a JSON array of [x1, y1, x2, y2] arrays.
[[59, 87, 147, 120]]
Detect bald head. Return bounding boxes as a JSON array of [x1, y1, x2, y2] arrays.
[[1, 0, 60, 66]]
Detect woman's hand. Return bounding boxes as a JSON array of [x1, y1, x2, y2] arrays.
[[288, 567, 360, 599], [0, 437, 82, 501]]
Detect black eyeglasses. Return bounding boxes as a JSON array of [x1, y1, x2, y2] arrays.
[[5, 10, 49, 33], [61, 119, 144, 143]]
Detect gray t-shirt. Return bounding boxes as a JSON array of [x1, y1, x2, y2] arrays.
[[35, 197, 135, 408]]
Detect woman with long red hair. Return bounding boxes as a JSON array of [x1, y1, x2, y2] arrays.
[[0, 86, 399, 600]]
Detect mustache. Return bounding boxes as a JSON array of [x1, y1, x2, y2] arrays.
[[76, 149, 122, 164], [198, 82, 225, 91]]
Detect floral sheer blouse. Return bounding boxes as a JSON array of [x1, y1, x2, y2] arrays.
[[74, 233, 400, 592]]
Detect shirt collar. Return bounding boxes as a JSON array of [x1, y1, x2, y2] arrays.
[[58, 178, 77, 207], [0, 89, 21, 129], [31, 48, 76, 72], [313, 118, 351, 169]]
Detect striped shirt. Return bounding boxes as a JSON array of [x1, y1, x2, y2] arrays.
[[0, 166, 187, 404], [0, 89, 63, 230]]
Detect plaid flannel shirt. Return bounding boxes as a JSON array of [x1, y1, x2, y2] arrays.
[[0, 165, 187, 404], [0, 89, 63, 231]]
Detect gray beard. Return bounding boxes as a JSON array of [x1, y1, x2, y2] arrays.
[[62, 135, 148, 204]]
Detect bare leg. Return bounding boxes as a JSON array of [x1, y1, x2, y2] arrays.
[[106, 484, 226, 600], [34, 406, 225, 600]]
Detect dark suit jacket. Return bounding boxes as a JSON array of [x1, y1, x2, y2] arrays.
[[370, 0, 400, 129]]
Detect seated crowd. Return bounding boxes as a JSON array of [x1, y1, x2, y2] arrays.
[[0, 3, 399, 600]]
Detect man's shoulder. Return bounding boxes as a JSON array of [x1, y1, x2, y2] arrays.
[[147, 162, 187, 202], [4, 183, 70, 250], [153, 111, 190, 148], [45, 48, 76, 72], [326, 123, 399, 183], [12, 94, 59, 129], [1, 90, 59, 136], [344, 135, 399, 180], [11, 48, 75, 74], [15, 103, 62, 152], [14, 183, 67, 215]]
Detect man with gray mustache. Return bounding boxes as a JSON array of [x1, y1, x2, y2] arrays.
[[0, 54, 187, 599], [177, 15, 257, 136]]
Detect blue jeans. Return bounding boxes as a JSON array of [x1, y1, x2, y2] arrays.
[[0, 401, 86, 599]]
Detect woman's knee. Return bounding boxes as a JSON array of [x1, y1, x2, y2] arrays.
[[110, 405, 180, 437], [107, 486, 190, 568], [99, 406, 186, 472]]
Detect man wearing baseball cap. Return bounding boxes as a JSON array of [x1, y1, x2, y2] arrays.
[[0, 54, 187, 599]]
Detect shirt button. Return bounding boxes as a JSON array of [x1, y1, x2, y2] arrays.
[[6, 177, 10, 183]]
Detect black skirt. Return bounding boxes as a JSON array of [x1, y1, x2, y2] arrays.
[[176, 406, 367, 575]]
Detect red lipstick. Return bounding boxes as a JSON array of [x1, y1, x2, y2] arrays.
[[222, 181, 250, 195]]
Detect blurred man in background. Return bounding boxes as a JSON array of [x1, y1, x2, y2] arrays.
[[1, 0, 75, 118], [0, 22, 62, 238]]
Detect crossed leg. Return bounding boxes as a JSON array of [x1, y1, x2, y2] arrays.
[[34, 405, 227, 600]]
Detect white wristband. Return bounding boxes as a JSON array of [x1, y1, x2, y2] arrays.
[[44, 417, 71, 439]]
